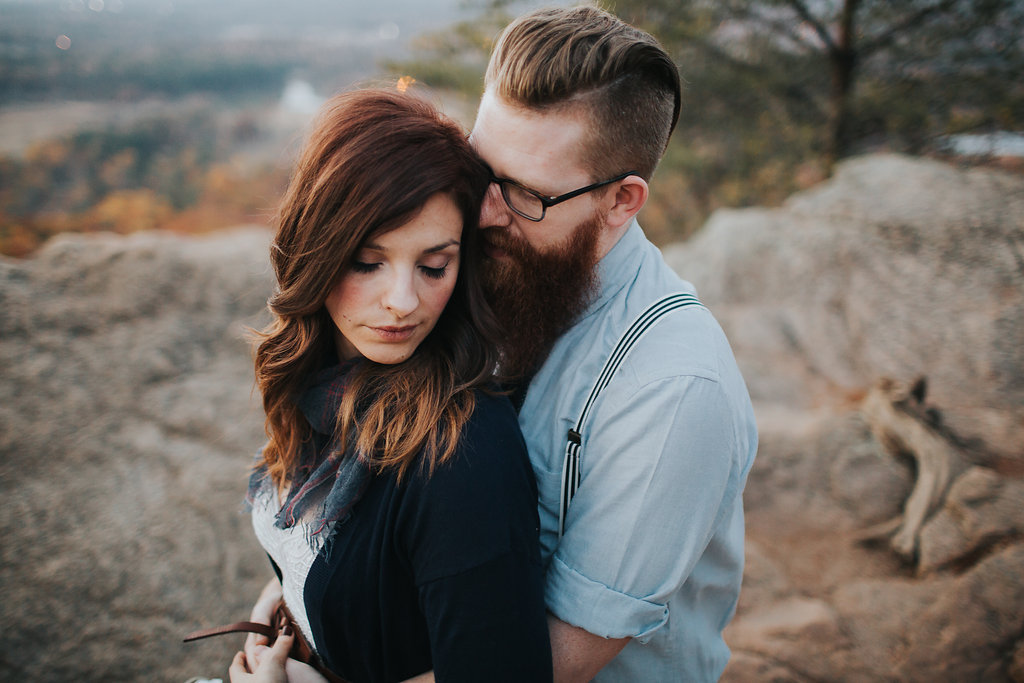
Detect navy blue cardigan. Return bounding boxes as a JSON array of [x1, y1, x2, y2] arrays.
[[283, 391, 552, 683]]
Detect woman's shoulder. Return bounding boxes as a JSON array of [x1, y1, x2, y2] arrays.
[[458, 388, 528, 462], [465, 387, 520, 432], [406, 388, 530, 495], [395, 388, 538, 580]]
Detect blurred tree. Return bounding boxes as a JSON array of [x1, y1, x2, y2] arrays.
[[387, 0, 1022, 242], [384, 15, 508, 93], [617, 0, 1024, 162]]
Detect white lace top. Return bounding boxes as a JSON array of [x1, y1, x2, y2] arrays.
[[251, 484, 320, 652]]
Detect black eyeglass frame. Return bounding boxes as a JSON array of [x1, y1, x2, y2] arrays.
[[489, 170, 638, 222]]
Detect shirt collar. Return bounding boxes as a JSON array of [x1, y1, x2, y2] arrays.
[[582, 218, 644, 320]]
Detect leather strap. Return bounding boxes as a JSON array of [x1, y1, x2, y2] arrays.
[[183, 621, 275, 642], [183, 603, 349, 683]]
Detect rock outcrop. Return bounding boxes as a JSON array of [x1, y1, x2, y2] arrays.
[[0, 228, 275, 681], [2, 154, 1022, 681], [665, 154, 1024, 458], [665, 154, 1024, 682]]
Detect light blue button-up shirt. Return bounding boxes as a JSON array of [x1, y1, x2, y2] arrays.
[[518, 221, 757, 681]]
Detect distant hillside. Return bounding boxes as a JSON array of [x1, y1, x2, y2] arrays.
[[0, 0, 474, 103]]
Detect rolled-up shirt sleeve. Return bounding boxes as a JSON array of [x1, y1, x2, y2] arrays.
[[545, 372, 744, 642]]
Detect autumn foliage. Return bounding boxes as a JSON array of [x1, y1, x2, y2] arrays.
[[0, 112, 289, 257]]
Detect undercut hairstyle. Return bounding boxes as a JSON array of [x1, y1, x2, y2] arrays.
[[484, 5, 681, 182], [254, 88, 497, 487]]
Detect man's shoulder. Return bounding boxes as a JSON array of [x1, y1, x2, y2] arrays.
[[529, 234, 744, 414], [601, 275, 732, 390], [627, 303, 726, 382]]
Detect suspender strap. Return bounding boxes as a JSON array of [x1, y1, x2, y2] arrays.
[[557, 292, 705, 539]]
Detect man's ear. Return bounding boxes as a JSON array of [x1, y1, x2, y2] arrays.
[[604, 175, 649, 230]]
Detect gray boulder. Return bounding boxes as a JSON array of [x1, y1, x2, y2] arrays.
[[664, 154, 1024, 459], [0, 228, 275, 681], [664, 154, 1024, 681]]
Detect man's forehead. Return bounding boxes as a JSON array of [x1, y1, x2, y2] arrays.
[[471, 90, 590, 190]]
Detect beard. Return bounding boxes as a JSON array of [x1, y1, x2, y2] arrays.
[[481, 213, 603, 381]]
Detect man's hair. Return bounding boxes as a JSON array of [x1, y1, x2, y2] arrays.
[[484, 5, 681, 181]]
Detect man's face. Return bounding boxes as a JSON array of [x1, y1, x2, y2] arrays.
[[470, 90, 607, 377], [471, 89, 604, 255]]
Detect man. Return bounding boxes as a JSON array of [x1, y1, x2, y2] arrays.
[[472, 6, 758, 682]]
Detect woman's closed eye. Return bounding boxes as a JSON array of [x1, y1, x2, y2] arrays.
[[350, 260, 450, 279], [420, 262, 450, 280], [351, 261, 381, 274]]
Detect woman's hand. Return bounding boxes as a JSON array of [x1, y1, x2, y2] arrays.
[[281, 659, 331, 683], [246, 578, 284, 666], [229, 628, 292, 683], [228, 627, 330, 683]]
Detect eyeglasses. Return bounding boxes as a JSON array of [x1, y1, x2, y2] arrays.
[[489, 170, 637, 222]]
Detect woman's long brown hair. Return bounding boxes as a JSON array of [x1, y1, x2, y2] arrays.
[[254, 88, 498, 488]]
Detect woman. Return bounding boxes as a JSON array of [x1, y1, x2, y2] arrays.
[[229, 89, 551, 683]]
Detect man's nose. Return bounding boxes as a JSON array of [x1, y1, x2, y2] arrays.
[[382, 272, 418, 317], [479, 182, 511, 229]]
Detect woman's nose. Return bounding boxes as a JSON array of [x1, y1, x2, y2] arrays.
[[382, 272, 418, 317]]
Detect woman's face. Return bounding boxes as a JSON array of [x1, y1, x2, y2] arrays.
[[325, 192, 463, 365]]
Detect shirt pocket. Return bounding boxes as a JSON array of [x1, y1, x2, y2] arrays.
[[531, 454, 565, 561]]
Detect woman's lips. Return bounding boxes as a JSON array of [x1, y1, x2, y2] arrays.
[[370, 325, 417, 342]]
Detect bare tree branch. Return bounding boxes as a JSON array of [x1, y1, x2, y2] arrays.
[[860, 0, 958, 56], [726, 3, 821, 53], [686, 33, 769, 75], [785, 0, 837, 52], [685, 34, 828, 119]]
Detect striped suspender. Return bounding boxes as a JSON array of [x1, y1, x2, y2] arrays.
[[557, 292, 705, 539]]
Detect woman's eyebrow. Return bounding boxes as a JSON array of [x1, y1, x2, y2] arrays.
[[360, 239, 460, 253], [423, 239, 460, 254]]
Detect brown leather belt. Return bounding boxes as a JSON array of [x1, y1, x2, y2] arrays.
[[184, 620, 278, 641], [184, 602, 348, 683]]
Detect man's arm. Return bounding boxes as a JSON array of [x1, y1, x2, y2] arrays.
[[389, 613, 623, 683], [542, 369, 748, 675], [548, 615, 628, 683]]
